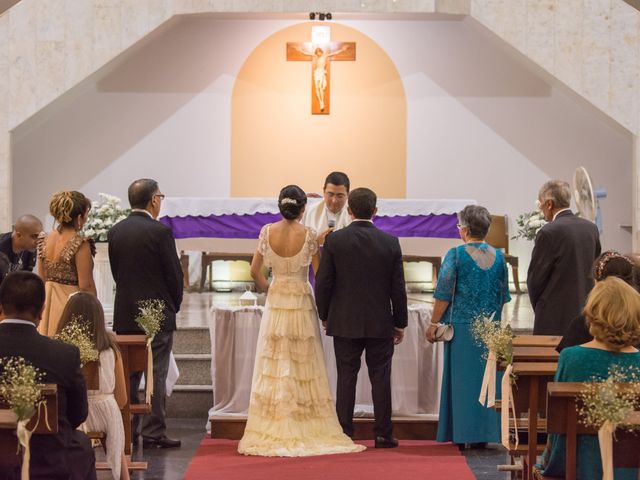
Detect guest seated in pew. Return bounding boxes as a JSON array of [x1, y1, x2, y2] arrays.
[[57, 293, 130, 480], [426, 205, 511, 449], [538, 277, 640, 480], [0, 271, 96, 480], [558, 251, 640, 352]]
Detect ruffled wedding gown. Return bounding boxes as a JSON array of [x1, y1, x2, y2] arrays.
[[238, 224, 365, 457]]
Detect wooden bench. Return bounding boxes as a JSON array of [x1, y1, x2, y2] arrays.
[[512, 336, 562, 348], [0, 384, 58, 469], [497, 362, 558, 480], [512, 347, 560, 363], [534, 382, 640, 480]]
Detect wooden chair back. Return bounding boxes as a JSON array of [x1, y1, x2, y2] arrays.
[[486, 215, 510, 254]]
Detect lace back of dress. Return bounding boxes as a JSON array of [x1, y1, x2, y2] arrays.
[[464, 244, 497, 270]]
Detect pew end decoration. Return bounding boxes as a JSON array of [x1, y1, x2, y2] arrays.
[[472, 316, 517, 449], [135, 299, 166, 403], [54, 315, 99, 367], [0, 356, 47, 480], [578, 366, 640, 480]]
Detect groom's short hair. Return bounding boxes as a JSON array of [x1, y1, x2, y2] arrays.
[[128, 179, 159, 209], [348, 188, 377, 219]]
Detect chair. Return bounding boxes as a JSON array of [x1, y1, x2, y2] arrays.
[[486, 214, 522, 294], [199, 252, 254, 292], [402, 255, 441, 288]]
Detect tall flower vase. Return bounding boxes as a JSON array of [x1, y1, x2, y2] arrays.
[[93, 242, 115, 319]]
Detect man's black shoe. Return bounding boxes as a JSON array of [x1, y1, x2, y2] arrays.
[[142, 436, 181, 449], [374, 436, 399, 448]]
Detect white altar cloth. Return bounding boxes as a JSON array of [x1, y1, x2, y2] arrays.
[[207, 303, 443, 420]]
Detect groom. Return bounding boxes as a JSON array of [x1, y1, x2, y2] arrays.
[[315, 187, 407, 448]]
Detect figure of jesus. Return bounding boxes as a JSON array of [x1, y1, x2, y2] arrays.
[[295, 45, 348, 111]]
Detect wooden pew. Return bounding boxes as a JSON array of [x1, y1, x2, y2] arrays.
[[115, 335, 151, 470], [540, 382, 640, 480], [512, 336, 562, 348], [504, 362, 558, 480], [512, 347, 559, 363], [0, 384, 58, 469]]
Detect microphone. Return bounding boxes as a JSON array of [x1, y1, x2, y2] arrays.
[[327, 219, 335, 228]]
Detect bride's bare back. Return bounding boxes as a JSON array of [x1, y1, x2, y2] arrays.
[[267, 220, 308, 258]]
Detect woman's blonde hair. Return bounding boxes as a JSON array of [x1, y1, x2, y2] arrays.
[[585, 276, 640, 350], [49, 191, 90, 229]]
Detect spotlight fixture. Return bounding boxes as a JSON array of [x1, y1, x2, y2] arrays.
[[309, 12, 332, 21]]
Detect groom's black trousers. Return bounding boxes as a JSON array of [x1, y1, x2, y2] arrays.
[[333, 336, 394, 439]]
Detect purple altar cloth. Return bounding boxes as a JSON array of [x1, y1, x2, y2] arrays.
[[160, 213, 459, 240]]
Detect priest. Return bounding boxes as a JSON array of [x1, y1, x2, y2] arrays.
[[302, 171, 351, 245]]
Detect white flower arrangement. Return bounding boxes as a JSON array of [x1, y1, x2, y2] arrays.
[[83, 193, 130, 242], [512, 210, 547, 241]]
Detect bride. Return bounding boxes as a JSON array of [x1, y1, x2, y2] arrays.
[[238, 185, 365, 457]]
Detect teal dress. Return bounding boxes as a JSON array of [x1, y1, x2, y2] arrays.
[[540, 346, 640, 479], [434, 243, 511, 443]]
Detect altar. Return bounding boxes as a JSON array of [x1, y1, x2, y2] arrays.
[[159, 197, 474, 258], [207, 303, 443, 420]]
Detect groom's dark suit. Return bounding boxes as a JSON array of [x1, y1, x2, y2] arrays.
[[315, 220, 407, 438], [108, 211, 183, 441]]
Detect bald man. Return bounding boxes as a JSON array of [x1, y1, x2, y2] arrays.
[[0, 214, 43, 272]]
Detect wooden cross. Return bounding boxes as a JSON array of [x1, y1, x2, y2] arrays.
[[286, 41, 356, 115]]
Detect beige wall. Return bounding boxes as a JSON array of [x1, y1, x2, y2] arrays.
[[231, 22, 406, 197]]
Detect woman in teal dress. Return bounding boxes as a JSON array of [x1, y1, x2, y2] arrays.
[[539, 276, 640, 480], [426, 205, 511, 446]]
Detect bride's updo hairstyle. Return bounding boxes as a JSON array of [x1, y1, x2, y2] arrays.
[[49, 191, 91, 230], [278, 185, 307, 220]]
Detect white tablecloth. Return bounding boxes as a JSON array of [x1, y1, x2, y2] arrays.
[[207, 304, 443, 420], [161, 197, 476, 218]]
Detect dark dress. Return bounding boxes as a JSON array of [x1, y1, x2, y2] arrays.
[[434, 243, 511, 443], [539, 346, 640, 479]]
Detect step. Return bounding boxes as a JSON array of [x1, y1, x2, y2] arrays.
[[173, 327, 210, 355], [173, 354, 212, 386], [166, 385, 212, 419], [209, 416, 437, 440]]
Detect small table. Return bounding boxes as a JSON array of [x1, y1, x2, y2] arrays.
[[208, 304, 443, 418]]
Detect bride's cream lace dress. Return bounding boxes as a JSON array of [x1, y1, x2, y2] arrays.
[[238, 224, 365, 457]]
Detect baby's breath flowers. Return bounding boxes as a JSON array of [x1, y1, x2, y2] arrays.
[[0, 357, 43, 421], [54, 315, 99, 367], [578, 365, 640, 431], [471, 316, 514, 366], [135, 299, 165, 339]]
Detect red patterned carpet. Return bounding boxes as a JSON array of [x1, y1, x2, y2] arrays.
[[184, 439, 476, 480]]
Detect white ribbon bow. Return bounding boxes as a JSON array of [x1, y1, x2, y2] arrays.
[[479, 350, 497, 407], [500, 364, 518, 450]]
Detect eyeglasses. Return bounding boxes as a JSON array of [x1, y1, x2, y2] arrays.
[[154, 194, 166, 200], [456, 223, 467, 229]]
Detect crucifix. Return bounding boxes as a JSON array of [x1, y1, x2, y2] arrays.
[[287, 30, 356, 115]]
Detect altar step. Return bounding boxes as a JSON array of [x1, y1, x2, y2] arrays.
[[167, 326, 213, 418], [210, 416, 437, 440]]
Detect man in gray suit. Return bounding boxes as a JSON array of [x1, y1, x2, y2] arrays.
[[527, 180, 601, 335]]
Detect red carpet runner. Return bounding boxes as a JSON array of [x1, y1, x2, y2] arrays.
[[184, 439, 476, 480]]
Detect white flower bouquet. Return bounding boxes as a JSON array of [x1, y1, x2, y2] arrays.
[[512, 210, 546, 241], [83, 193, 130, 242]]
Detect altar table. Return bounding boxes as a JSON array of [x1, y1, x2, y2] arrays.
[[160, 197, 474, 258], [207, 303, 443, 420]]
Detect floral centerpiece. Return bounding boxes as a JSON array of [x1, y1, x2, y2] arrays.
[[512, 210, 546, 241], [0, 356, 45, 480], [578, 366, 640, 480], [83, 193, 129, 242], [54, 315, 99, 367], [135, 299, 166, 403]]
